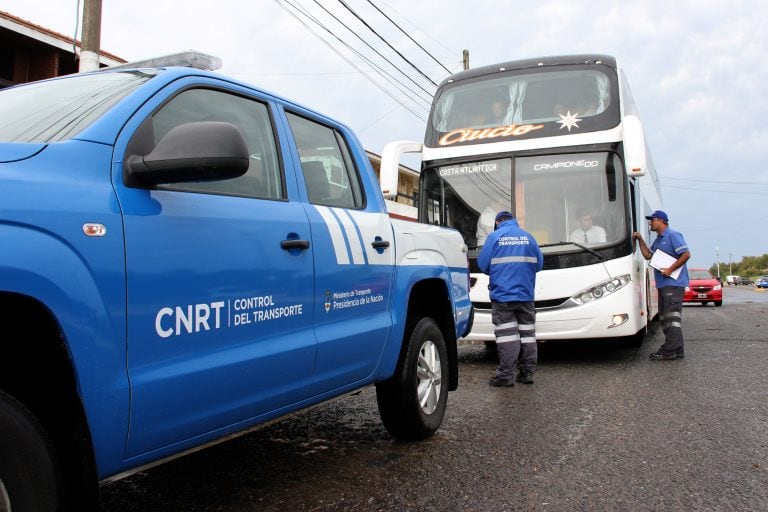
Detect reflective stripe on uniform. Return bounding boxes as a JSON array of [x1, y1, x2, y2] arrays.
[[490, 256, 540, 265], [496, 335, 520, 344], [494, 319, 519, 344]]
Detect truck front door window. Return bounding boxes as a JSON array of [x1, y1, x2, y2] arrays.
[[142, 88, 284, 200]]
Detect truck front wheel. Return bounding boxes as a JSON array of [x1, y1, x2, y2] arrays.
[[0, 390, 63, 512], [376, 317, 448, 440]]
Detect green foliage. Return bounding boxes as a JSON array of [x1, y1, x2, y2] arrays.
[[710, 253, 768, 279]]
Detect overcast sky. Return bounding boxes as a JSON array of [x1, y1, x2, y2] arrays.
[[4, 0, 767, 267]]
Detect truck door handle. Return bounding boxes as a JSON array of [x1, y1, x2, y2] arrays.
[[281, 239, 310, 250], [371, 240, 390, 249]]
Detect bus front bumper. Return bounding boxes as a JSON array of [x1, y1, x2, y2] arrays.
[[460, 289, 644, 342]]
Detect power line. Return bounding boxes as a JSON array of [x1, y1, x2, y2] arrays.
[[661, 176, 768, 186], [662, 184, 768, 195], [365, 0, 452, 75], [274, 0, 428, 122], [335, 0, 438, 86], [292, 0, 432, 113], [357, 103, 401, 134], [310, 0, 434, 102], [684, 212, 768, 232], [377, 0, 459, 62], [73, 0, 81, 57], [234, 71, 364, 76]]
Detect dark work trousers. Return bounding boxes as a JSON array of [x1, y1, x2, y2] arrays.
[[657, 286, 685, 356], [491, 301, 537, 381]]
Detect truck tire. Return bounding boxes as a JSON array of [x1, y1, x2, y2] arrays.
[[0, 390, 63, 512], [376, 317, 448, 440]]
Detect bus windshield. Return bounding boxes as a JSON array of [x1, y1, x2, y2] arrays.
[[421, 152, 628, 254], [427, 66, 619, 147]]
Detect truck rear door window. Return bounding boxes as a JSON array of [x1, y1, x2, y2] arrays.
[[286, 112, 364, 209]]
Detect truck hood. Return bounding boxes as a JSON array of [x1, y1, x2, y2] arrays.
[[0, 143, 47, 163]]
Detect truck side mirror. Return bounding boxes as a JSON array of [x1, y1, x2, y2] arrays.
[[126, 121, 249, 185]]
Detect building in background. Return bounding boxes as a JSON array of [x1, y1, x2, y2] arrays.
[[0, 9, 125, 88], [367, 151, 419, 220]]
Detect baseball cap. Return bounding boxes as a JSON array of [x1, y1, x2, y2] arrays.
[[494, 211, 514, 223], [644, 210, 668, 222]]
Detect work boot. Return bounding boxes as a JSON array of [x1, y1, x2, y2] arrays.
[[488, 376, 514, 387], [649, 351, 677, 361], [515, 370, 534, 384]]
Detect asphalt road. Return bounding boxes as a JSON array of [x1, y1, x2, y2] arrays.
[[100, 286, 768, 512]]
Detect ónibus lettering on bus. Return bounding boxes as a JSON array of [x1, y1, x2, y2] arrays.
[[438, 123, 544, 146]]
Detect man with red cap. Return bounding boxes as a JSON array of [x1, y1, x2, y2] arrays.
[[633, 210, 691, 360], [477, 211, 543, 386]]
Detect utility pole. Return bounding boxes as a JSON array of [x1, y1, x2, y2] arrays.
[[462, 50, 469, 70], [79, 0, 102, 72], [716, 246, 720, 277], [729, 253, 733, 276]]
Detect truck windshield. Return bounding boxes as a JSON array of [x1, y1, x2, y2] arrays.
[[420, 152, 628, 255], [0, 71, 154, 143]]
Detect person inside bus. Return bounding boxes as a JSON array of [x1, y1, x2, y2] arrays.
[[488, 100, 508, 125], [574, 98, 599, 116], [553, 103, 569, 118], [475, 199, 507, 246], [553, 99, 598, 119], [569, 210, 606, 244]]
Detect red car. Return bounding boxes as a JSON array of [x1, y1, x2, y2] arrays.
[[684, 268, 723, 306]]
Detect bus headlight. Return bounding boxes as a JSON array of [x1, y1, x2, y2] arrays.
[[569, 274, 631, 306], [609, 313, 629, 328]]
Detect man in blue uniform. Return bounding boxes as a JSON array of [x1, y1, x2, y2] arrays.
[[633, 210, 691, 360], [478, 211, 543, 386]]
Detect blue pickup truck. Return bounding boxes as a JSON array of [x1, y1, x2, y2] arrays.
[[0, 64, 472, 511]]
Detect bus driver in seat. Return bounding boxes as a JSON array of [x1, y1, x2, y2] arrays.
[[569, 209, 606, 244]]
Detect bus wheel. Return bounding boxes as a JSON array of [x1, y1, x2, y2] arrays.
[[0, 390, 63, 512], [376, 317, 448, 440]]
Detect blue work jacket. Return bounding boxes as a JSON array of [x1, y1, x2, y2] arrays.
[[650, 226, 690, 288], [477, 218, 543, 302]]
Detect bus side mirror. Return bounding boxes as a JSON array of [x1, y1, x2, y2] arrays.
[[380, 140, 423, 199], [623, 115, 647, 177]]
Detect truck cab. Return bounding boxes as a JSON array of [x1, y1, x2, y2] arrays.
[[0, 63, 471, 511]]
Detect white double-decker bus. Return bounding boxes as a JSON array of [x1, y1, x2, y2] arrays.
[[381, 54, 662, 344]]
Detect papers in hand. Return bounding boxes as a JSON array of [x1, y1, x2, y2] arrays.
[[650, 250, 682, 279]]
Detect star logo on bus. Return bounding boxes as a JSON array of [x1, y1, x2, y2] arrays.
[[557, 111, 582, 132]]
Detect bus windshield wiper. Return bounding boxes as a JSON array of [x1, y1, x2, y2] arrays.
[[540, 241, 607, 260]]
